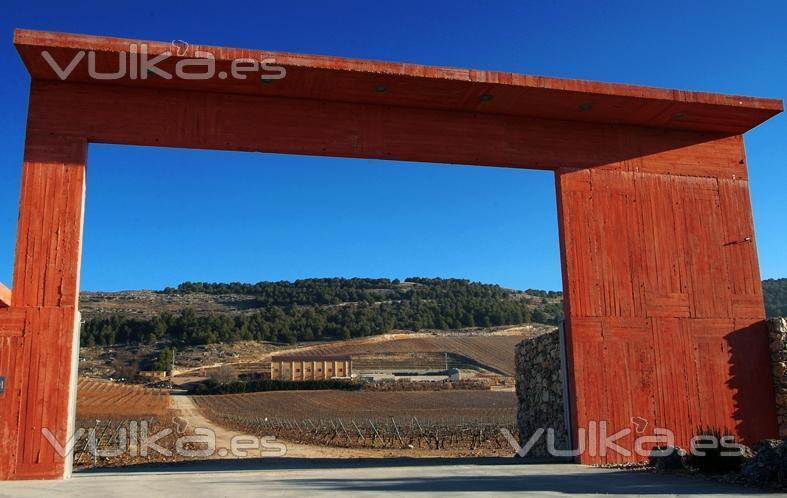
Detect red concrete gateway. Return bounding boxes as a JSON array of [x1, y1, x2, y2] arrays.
[[0, 29, 782, 479]]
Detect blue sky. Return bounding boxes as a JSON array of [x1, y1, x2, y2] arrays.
[[0, 1, 785, 292]]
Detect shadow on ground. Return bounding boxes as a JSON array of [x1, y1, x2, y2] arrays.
[[75, 458, 759, 495], [78, 456, 560, 474]]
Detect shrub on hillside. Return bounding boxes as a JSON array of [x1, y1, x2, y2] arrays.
[[190, 378, 361, 395]]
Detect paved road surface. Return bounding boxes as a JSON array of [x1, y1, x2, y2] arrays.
[[0, 458, 773, 497]]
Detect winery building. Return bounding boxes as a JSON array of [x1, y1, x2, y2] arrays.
[[270, 354, 352, 381]]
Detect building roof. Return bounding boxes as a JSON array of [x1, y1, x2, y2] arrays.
[[13, 29, 782, 135], [271, 354, 351, 362]]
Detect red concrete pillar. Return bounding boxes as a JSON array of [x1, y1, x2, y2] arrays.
[[556, 143, 778, 464], [0, 130, 87, 480]]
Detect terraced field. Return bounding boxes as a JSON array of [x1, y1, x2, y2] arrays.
[[233, 327, 552, 377], [76, 378, 169, 419]]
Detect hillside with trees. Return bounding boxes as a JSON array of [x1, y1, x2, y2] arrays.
[[81, 278, 564, 347], [764, 278, 787, 318], [80, 276, 787, 348]]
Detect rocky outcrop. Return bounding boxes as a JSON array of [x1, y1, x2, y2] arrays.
[[514, 328, 568, 456], [768, 318, 787, 438]]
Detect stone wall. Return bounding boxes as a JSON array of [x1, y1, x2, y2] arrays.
[[767, 317, 787, 438], [515, 328, 569, 456]]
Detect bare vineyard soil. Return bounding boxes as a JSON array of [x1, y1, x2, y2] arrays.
[[75, 379, 183, 468], [195, 390, 516, 419], [77, 379, 169, 419], [195, 390, 519, 456]]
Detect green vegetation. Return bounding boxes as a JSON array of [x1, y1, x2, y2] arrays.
[[167, 277, 561, 307], [152, 347, 175, 372], [191, 378, 360, 395], [80, 276, 787, 347], [764, 278, 787, 318], [81, 277, 564, 347]]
